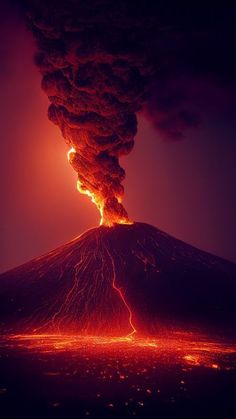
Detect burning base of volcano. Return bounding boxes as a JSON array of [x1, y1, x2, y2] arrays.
[[0, 222, 236, 338]]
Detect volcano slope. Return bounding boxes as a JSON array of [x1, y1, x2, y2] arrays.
[[0, 223, 236, 337]]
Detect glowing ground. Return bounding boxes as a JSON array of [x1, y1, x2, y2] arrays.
[[1, 223, 236, 417], [0, 331, 236, 419]]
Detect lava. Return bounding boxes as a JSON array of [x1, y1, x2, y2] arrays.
[[1, 223, 236, 338], [108, 247, 136, 337], [2, 332, 236, 371], [45, 225, 138, 337]]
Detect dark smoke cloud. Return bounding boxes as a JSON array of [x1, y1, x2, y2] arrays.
[[143, 1, 236, 141], [23, 0, 155, 224], [21, 0, 236, 221], [144, 76, 200, 141]]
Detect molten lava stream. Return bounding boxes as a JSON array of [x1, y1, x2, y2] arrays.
[[111, 280, 136, 338], [107, 247, 136, 339]]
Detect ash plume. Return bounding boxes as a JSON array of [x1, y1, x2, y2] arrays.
[[24, 0, 154, 225], [21, 0, 236, 223]]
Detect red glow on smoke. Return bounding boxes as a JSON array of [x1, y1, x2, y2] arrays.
[[67, 147, 133, 226]]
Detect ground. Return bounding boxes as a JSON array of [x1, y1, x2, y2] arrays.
[[1, 223, 236, 418], [0, 332, 236, 419]]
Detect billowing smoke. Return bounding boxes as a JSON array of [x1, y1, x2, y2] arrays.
[[22, 0, 236, 224], [24, 0, 155, 225]]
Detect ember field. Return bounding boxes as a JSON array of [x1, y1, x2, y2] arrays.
[[0, 332, 236, 419]]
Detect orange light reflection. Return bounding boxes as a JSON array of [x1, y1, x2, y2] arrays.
[[67, 147, 133, 227], [4, 332, 236, 371]]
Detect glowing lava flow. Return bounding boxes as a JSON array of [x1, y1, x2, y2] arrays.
[[111, 282, 136, 339], [108, 247, 136, 338], [25, 226, 138, 338], [2, 221, 236, 339], [67, 147, 133, 227]]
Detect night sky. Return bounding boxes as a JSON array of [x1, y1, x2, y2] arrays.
[[1, 1, 236, 273]]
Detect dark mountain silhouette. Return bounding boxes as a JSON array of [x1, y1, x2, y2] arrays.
[[0, 223, 236, 337]]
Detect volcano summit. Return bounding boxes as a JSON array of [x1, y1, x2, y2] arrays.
[[1, 223, 236, 337]]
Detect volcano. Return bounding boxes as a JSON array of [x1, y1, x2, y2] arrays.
[[0, 223, 236, 337]]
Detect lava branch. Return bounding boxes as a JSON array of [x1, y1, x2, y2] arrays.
[[106, 247, 136, 338], [29, 228, 137, 337], [67, 147, 133, 227], [112, 280, 137, 338]]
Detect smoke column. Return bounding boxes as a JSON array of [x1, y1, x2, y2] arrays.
[[22, 0, 236, 228], [24, 0, 154, 226]]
